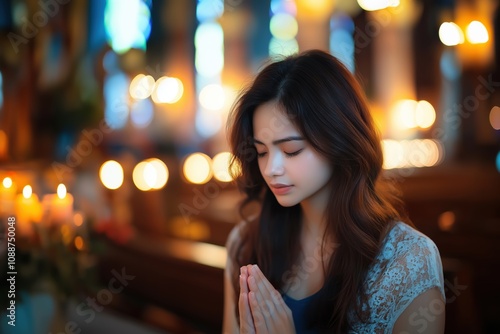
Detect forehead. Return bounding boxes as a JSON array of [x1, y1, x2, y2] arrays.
[[253, 101, 299, 141]]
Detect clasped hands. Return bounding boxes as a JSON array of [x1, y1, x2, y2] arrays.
[[239, 264, 296, 334]]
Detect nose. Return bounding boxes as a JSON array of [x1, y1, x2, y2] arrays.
[[263, 152, 285, 177]]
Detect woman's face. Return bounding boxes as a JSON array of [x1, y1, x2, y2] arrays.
[[252, 101, 332, 209]]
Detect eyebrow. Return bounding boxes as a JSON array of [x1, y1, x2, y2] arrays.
[[253, 136, 304, 145]]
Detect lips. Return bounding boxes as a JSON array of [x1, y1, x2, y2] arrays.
[[270, 183, 293, 195]]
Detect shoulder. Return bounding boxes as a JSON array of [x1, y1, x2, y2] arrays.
[[380, 222, 442, 267], [358, 222, 445, 331], [375, 222, 444, 294]]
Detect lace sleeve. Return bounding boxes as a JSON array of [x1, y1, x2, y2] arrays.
[[351, 223, 445, 334]]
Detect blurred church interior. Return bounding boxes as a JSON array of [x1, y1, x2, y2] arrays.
[[0, 0, 499, 333]]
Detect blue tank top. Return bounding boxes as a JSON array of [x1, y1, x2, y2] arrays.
[[282, 222, 445, 333]]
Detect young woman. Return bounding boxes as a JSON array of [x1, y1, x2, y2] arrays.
[[223, 50, 445, 333]]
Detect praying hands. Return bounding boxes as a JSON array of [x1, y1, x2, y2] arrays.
[[239, 265, 296, 334]]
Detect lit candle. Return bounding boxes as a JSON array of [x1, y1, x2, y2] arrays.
[[14, 185, 42, 237], [0, 177, 17, 217], [43, 184, 74, 225]]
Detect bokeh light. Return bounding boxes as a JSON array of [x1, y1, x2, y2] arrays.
[[212, 152, 234, 182], [129, 74, 155, 100], [489, 106, 500, 130], [196, 0, 224, 21], [183, 153, 213, 184], [270, 0, 297, 16], [195, 22, 224, 77], [415, 100, 436, 129], [23, 185, 32, 199], [381, 140, 404, 169], [137, 158, 170, 190], [392, 99, 418, 129], [3, 177, 12, 188], [99, 160, 124, 190], [199, 84, 225, 110], [270, 13, 298, 40], [382, 139, 443, 169], [146, 158, 169, 189], [357, 0, 400, 11], [438, 211, 456, 232], [151, 76, 184, 104], [104, 0, 151, 54], [439, 22, 464, 46], [74, 236, 85, 251], [74, 212, 84, 227], [133, 161, 151, 191], [466, 21, 489, 44], [296, 0, 336, 18], [392, 99, 436, 130]]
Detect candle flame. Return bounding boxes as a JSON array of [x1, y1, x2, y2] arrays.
[[2, 177, 12, 188], [57, 184, 67, 199], [23, 185, 32, 199]]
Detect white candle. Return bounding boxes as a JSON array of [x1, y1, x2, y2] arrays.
[[43, 184, 74, 225], [14, 185, 42, 237], [0, 177, 17, 217]]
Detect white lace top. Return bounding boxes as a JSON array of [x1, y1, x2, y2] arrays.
[[283, 222, 445, 333]]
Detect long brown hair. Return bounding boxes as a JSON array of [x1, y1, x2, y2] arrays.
[[227, 49, 406, 332]]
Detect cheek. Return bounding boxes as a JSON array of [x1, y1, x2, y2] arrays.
[[301, 158, 332, 183], [257, 158, 266, 174]]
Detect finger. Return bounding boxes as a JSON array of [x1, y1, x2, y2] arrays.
[[249, 291, 268, 333], [250, 265, 288, 314], [239, 291, 256, 334], [240, 266, 249, 294], [248, 275, 279, 333], [239, 268, 255, 333]]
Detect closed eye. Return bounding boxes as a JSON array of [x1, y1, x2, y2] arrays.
[[285, 149, 303, 157], [257, 152, 267, 158]]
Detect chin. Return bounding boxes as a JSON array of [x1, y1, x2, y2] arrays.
[[275, 197, 300, 207]]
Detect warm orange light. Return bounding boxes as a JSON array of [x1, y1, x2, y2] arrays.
[[212, 152, 234, 182], [183, 153, 212, 184], [382, 139, 443, 169], [490, 106, 500, 130], [129, 74, 155, 99], [439, 22, 464, 46], [438, 211, 455, 232], [22, 185, 32, 199], [0, 130, 7, 159], [57, 184, 66, 199], [151, 76, 184, 104], [296, 0, 336, 19], [74, 212, 84, 227], [3, 177, 13, 189], [74, 236, 84, 250], [357, 0, 400, 12], [466, 21, 489, 44], [415, 100, 436, 129], [99, 160, 124, 190]]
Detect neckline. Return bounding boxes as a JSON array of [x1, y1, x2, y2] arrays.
[[283, 288, 322, 303]]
